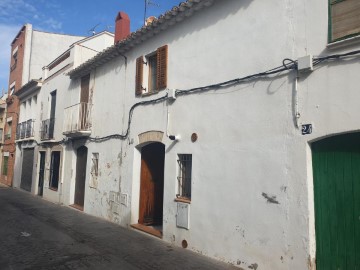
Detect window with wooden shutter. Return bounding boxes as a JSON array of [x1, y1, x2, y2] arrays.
[[329, 0, 360, 42], [135, 45, 168, 96], [157, 45, 168, 90], [135, 56, 144, 96]]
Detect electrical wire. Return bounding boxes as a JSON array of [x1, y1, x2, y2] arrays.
[[40, 48, 360, 143], [88, 93, 168, 142], [175, 63, 296, 96], [313, 49, 360, 66]]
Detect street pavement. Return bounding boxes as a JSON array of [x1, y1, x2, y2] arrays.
[[0, 187, 238, 270]]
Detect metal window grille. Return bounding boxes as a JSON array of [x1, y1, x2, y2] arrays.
[[177, 154, 192, 200], [91, 153, 99, 177], [2, 156, 8, 176], [49, 151, 60, 190], [16, 124, 21, 140], [40, 118, 55, 140]]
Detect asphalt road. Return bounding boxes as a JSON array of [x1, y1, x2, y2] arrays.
[[0, 186, 237, 270]]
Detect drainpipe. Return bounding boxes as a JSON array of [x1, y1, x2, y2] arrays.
[[294, 76, 300, 129]]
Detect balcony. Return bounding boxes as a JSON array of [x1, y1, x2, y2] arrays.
[[63, 102, 92, 138], [40, 118, 55, 141], [16, 119, 35, 141]]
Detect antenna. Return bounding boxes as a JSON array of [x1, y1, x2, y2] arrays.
[[88, 23, 101, 36], [144, 0, 160, 25]]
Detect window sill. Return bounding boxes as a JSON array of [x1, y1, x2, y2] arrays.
[[138, 88, 166, 98], [327, 35, 360, 50], [175, 197, 191, 204], [140, 90, 160, 97]]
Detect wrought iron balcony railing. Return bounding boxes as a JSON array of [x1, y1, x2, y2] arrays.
[[16, 119, 35, 140], [63, 102, 92, 136], [40, 118, 55, 140]]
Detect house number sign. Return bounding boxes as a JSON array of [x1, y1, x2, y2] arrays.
[[302, 124, 312, 135]]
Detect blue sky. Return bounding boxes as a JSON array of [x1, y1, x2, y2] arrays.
[[0, 0, 183, 93]]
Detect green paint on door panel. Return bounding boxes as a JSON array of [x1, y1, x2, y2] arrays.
[[312, 133, 360, 270]]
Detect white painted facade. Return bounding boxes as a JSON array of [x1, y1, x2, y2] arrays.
[[37, 32, 114, 204], [26, 0, 360, 269], [22, 25, 85, 85], [13, 82, 41, 193], [12, 25, 85, 193]]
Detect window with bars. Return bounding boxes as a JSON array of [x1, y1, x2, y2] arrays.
[[329, 0, 360, 42], [2, 156, 9, 176], [91, 153, 99, 178], [177, 154, 192, 201], [135, 45, 168, 96], [5, 121, 12, 140], [49, 151, 61, 190]]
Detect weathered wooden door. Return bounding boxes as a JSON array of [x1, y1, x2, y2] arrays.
[[80, 74, 90, 130], [38, 152, 46, 196], [20, 148, 34, 192], [139, 143, 165, 225], [74, 146, 88, 207], [49, 91, 56, 138], [312, 133, 360, 270]]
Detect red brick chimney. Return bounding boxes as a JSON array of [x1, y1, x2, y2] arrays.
[[114, 12, 130, 44]]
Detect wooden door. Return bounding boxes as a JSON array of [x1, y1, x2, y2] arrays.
[[312, 133, 360, 270], [80, 74, 90, 103], [74, 146, 88, 207], [139, 143, 165, 225], [49, 91, 56, 138], [80, 74, 90, 130], [38, 152, 45, 196], [20, 148, 34, 192]]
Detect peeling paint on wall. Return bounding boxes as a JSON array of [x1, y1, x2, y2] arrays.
[[308, 255, 316, 270], [248, 263, 258, 269]]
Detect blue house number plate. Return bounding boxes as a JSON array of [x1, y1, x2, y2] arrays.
[[302, 124, 312, 135]]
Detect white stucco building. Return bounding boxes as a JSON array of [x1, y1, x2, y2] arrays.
[[18, 0, 360, 269], [35, 31, 114, 204]]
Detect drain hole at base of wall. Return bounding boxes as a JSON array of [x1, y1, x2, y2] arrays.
[[182, 240, 188, 249]]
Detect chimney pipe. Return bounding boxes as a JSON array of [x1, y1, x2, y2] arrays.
[[114, 12, 130, 44]]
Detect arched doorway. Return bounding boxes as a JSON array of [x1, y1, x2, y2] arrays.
[[312, 132, 360, 269], [74, 145, 88, 210], [138, 142, 165, 235]]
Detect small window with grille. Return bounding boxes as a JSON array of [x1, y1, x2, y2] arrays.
[[177, 154, 192, 201], [91, 153, 99, 178]]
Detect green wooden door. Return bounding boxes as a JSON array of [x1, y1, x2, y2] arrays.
[[312, 133, 360, 270]]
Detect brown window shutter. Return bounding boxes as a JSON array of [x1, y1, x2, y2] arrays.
[[135, 56, 144, 96], [331, 0, 360, 41], [156, 45, 168, 90]]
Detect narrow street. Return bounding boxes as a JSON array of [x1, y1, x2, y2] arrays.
[[0, 186, 237, 270]]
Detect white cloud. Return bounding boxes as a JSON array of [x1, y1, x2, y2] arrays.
[[0, 0, 63, 32], [0, 0, 38, 22], [44, 18, 62, 30], [0, 24, 21, 91]]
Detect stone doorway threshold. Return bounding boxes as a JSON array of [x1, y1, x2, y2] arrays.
[[70, 204, 84, 211], [131, 223, 162, 238]]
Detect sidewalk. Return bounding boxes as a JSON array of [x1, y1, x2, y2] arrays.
[[0, 188, 238, 270]]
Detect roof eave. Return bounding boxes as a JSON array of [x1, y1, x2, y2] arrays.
[[14, 80, 42, 99], [68, 0, 216, 79]]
